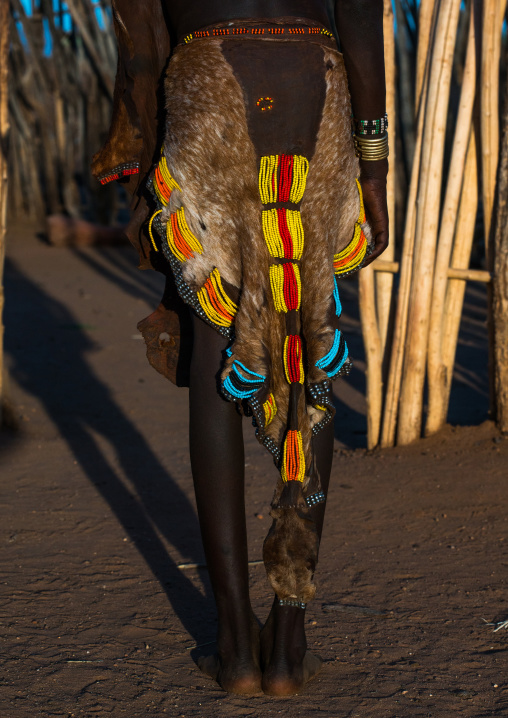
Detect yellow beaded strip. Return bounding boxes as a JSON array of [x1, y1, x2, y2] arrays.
[[148, 209, 162, 252], [261, 209, 304, 260], [356, 178, 365, 223], [269, 263, 302, 313], [281, 429, 305, 483], [286, 211, 305, 257], [159, 156, 181, 192], [263, 393, 277, 426], [197, 268, 238, 328], [166, 207, 203, 262], [289, 156, 309, 203], [259, 155, 279, 204]]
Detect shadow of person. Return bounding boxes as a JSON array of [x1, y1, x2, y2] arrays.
[[3, 257, 215, 645]]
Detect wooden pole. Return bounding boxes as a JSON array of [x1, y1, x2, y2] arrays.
[[426, 5, 476, 436], [440, 130, 479, 407], [380, 111, 425, 447], [375, 0, 397, 357], [359, 265, 383, 449], [0, 0, 9, 424], [397, 0, 461, 445], [415, 0, 437, 111], [492, 58, 508, 432], [481, 0, 503, 255]]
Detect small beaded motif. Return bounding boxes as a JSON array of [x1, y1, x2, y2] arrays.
[[281, 430, 305, 482], [262, 208, 304, 260], [284, 335, 304, 384], [223, 360, 265, 400], [167, 207, 203, 262], [98, 161, 140, 185], [278, 598, 306, 609], [305, 491, 326, 507], [315, 329, 349, 378], [269, 263, 302, 313], [263, 393, 277, 426], [257, 96, 274, 112], [197, 268, 237, 328]]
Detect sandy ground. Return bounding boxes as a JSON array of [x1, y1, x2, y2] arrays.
[[1, 223, 507, 717]]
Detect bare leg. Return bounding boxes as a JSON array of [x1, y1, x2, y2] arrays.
[[189, 313, 261, 694], [261, 419, 334, 696]]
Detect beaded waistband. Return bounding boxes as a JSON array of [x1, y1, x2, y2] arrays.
[[181, 18, 336, 48]]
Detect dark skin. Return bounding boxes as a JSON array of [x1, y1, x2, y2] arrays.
[[163, 0, 388, 696]]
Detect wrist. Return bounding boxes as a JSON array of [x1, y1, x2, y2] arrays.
[[359, 158, 388, 182]]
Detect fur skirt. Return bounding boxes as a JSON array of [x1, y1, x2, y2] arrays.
[[147, 19, 371, 603]]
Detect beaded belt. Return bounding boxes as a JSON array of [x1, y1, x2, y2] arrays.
[[180, 18, 336, 48]]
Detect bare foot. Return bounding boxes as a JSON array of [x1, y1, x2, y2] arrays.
[[261, 603, 322, 696], [198, 653, 262, 695], [197, 616, 262, 695]]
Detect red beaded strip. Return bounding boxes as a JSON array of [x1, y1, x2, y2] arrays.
[[284, 335, 304, 384], [98, 163, 139, 185]]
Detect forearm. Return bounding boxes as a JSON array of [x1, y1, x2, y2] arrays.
[[335, 0, 388, 262], [334, 0, 385, 123]]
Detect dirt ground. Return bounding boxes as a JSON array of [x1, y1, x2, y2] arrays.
[[1, 223, 507, 718]]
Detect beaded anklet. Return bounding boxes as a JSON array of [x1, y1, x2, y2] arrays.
[[279, 598, 306, 609]]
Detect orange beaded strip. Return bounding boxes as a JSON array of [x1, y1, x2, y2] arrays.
[[166, 207, 203, 262], [281, 430, 305, 483], [197, 268, 237, 328], [333, 179, 368, 276]]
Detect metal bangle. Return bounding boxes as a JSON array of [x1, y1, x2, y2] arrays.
[[353, 132, 389, 161]]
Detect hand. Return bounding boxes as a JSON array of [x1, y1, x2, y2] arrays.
[[360, 159, 389, 267]]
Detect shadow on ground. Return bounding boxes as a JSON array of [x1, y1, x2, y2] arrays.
[[3, 256, 214, 644]]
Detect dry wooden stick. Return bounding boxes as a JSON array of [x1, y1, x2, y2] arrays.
[[492, 60, 508, 432], [375, 0, 397, 357], [415, 0, 437, 110], [380, 9, 436, 448], [426, 5, 476, 436], [373, 260, 490, 283], [397, 0, 461, 446], [0, 0, 9, 424], [440, 130, 478, 412], [481, 0, 504, 257], [359, 265, 383, 449]]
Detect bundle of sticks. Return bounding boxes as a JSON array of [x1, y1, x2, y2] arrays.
[[360, 0, 508, 448]]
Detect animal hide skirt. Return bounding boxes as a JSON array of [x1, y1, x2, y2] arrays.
[[147, 18, 372, 604]]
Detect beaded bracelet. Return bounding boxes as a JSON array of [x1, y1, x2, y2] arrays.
[[353, 112, 388, 136]]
